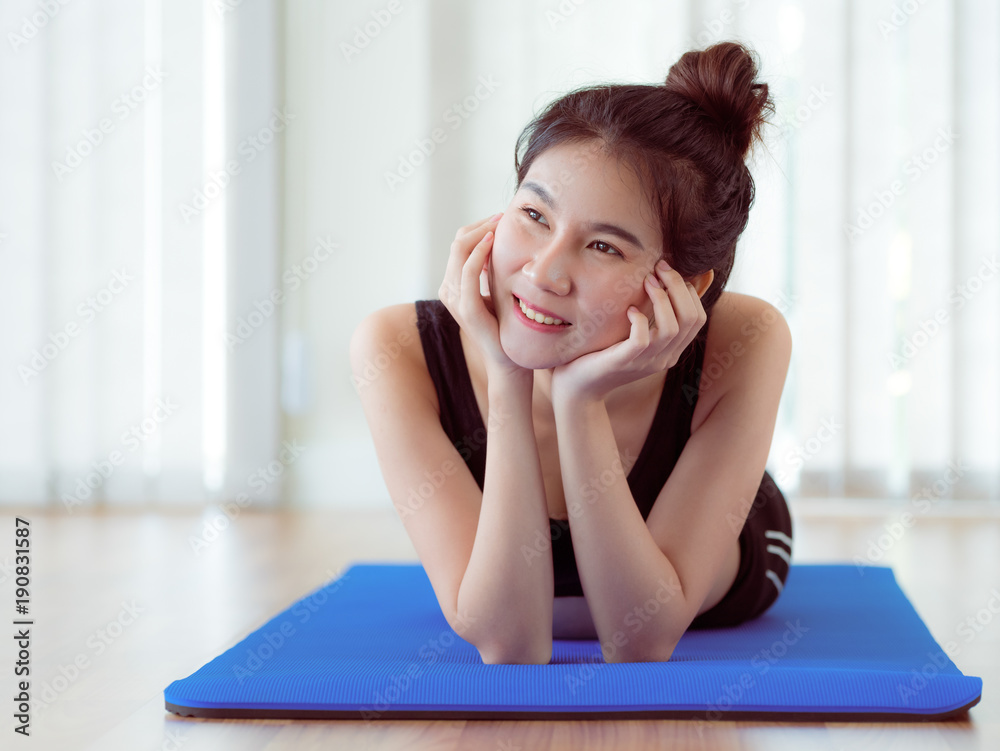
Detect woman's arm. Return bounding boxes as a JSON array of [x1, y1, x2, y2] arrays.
[[351, 303, 553, 664], [552, 395, 688, 663], [456, 368, 554, 664]]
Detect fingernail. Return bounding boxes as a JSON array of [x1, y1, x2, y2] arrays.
[[646, 273, 662, 288], [490, 211, 504, 221], [656, 259, 669, 272]]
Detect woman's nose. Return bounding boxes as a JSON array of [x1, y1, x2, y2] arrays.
[[522, 241, 570, 295]]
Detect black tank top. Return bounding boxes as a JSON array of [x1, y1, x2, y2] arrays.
[[414, 298, 709, 598]]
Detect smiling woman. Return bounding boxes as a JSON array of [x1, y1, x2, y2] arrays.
[[350, 41, 793, 664]]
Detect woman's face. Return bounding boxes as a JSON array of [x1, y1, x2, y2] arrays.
[[487, 139, 664, 370]]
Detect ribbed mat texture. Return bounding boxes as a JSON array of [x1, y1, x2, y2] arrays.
[[165, 563, 982, 721]]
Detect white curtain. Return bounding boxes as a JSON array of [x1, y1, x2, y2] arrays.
[[3, 0, 998, 508], [0, 0, 285, 507]]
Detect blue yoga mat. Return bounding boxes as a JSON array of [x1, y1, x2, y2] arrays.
[[165, 563, 982, 721]]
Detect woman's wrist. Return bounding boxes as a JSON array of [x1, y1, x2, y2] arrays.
[[486, 365, 534, 399], [552, 389, 606, 425]]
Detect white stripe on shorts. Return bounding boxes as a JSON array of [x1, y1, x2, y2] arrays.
[[766, 544, 791, 565], [765, 569, 785, 593], [764, 529, 793, 550]]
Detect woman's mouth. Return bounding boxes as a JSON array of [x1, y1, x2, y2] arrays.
[[512, 295, 572, 330]]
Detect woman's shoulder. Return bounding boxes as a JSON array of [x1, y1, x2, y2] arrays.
[[704, 291, 791, 374], [692, 291, 791, 431], [708, 291, 791, 354], [349, 301, 440, 414]]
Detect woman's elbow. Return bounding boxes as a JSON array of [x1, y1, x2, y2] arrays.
[[604, 639, 678, 664], [604, 649, 674, 664], [477, 638, 553, 665]]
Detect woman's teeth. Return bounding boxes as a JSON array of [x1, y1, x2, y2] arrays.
[[517, 297, 568, 326]]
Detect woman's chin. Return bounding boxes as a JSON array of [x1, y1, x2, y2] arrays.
[[499, 340, 574, 371]]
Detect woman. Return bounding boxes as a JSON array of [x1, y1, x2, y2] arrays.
[[350, 41, 793, 665]]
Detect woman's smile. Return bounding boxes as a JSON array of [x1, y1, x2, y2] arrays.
[[512, 294, 573, 329]]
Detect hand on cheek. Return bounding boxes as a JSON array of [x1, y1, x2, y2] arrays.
[[639, 266, 663, 327]]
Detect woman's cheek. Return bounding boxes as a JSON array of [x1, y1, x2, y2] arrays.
[[489, 224, 520, 278], [485, 231, 510, 298], [619, 274, 653, 318]]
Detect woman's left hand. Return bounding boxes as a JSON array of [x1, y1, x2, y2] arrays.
[[551, 260, 708, 407]]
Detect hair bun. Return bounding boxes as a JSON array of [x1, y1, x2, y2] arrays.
[[664, 41, 773, 158]]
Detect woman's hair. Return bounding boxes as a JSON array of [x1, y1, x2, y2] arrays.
[[512, 41, 774, 316]]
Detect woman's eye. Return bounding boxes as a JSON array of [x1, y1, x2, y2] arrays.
[[593, 240, 623, 258], [520, 206, 546, 224], [520, 205, 622, 258]]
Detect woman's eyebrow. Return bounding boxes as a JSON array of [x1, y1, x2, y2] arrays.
[[520, 180, 647, 253], [522, 180, 560, 209]]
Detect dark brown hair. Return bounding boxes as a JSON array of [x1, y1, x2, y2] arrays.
[[512, 41, 774, 316]]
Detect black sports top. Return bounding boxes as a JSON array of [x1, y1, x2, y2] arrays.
[[414, 298, 710, 598]]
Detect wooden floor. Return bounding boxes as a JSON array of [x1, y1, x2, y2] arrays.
[[1, 500, 998, 750]]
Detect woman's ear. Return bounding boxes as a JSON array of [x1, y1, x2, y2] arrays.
[[692, 269, 715, 298]]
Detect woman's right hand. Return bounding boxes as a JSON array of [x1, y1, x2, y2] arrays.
[[438, 212, 528, 380]]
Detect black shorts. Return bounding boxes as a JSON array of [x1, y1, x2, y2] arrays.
[[686, 471, 793, 630]]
